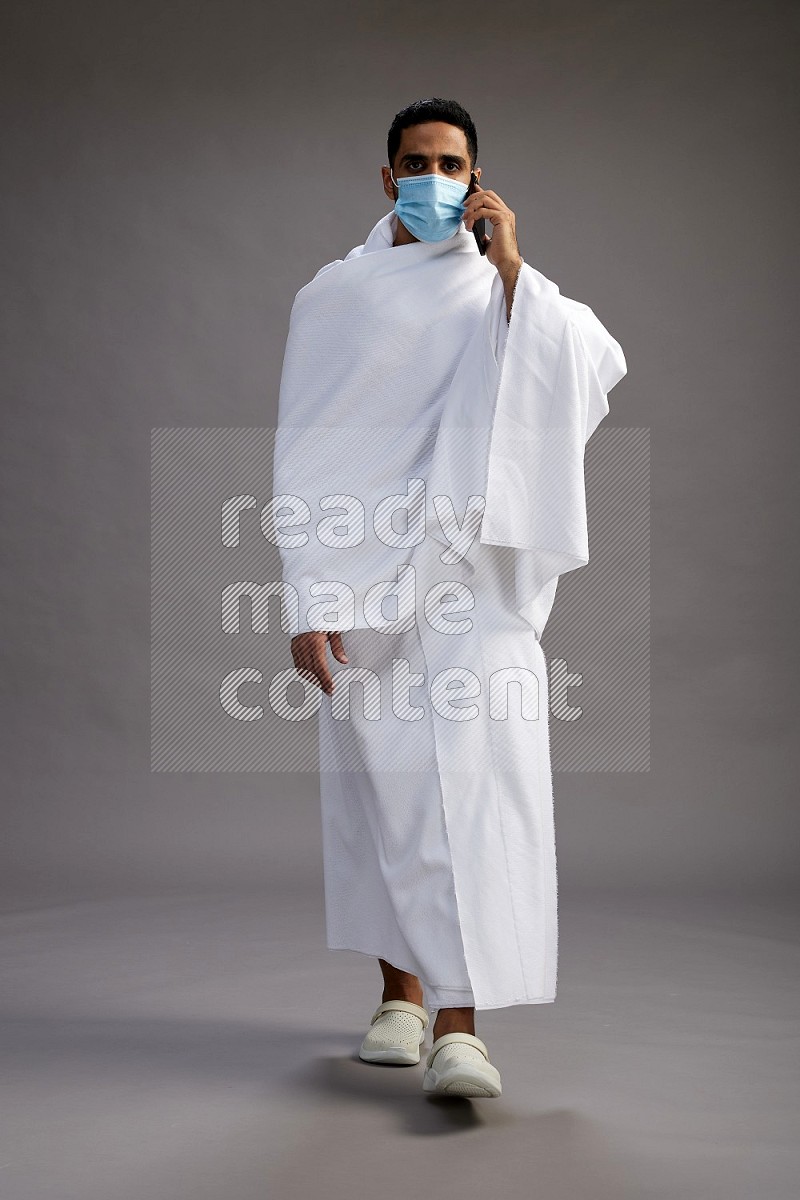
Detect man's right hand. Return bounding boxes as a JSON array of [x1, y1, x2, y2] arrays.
[[291, 631, 349, 697]]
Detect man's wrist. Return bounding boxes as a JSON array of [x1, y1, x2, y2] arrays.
[[498, 255, 523, 323], [496, 254, 523, 283]]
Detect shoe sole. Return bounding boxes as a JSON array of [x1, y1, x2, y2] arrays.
[[422, 1063, 502, 1098], [359, 1029, 426, 1065]]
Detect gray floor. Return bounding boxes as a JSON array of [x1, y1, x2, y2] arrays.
[[1, 887, 797, 1199]]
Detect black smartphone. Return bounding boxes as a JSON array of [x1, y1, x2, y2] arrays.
[[465, 170, 487, 255]]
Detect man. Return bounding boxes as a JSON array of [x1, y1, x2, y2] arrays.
[[272, 98, 626, 1098]]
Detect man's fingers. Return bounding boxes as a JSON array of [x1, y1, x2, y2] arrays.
[[297, 646, 332, 695], [328, 632, 349, 664], [464, 188, 502, 208], [464, 198, 505, 219], [309, 643, 334, 695], [463, 198, 508, 230], [291, 631, 334, 695], [465, 208, 514, 233], [295, 666, 321, 690]]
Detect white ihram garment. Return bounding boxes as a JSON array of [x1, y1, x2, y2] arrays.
[[273, 210, 626, 1011]]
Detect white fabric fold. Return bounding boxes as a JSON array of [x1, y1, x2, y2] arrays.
[[273, 210, 626, 639]]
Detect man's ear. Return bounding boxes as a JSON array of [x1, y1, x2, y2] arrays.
[[382, 166, 397, 202]]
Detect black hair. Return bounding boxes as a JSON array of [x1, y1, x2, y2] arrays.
[[387, 98, 478, 171]]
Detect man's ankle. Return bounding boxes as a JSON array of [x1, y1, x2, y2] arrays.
[[379, 959, 424, 1006], [381, 985, 424, 1005], [432, 1006, 476, 1039]]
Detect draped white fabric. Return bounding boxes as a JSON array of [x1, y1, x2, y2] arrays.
[[273, 210, 626, 641], [272, 209, 627, 1010]]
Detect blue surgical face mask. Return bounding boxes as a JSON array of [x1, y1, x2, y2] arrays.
[[390, 169, 469, 243]]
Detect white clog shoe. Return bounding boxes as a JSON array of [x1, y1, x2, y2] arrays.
[[358, 1000, 430, 1064], [422, 1032, 503, 1097]]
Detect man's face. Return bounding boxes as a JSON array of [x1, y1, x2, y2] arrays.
[[381, 121, 479, 203]]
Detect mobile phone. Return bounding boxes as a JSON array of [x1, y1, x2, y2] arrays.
[[465, 171, 487, 255]]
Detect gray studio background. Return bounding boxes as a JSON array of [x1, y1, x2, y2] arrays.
[[2, 3, 798, 1198], [3, 0, 794, 903]]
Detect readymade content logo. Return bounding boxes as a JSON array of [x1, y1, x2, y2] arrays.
[[151, 428, 650, 772]]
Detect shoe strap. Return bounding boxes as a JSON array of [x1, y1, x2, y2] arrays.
[[371, 1000, 429, 1029], [427, 1031, 489, 1067]]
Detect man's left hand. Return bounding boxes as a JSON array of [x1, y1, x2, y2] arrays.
[[462, 182, 522, 276]]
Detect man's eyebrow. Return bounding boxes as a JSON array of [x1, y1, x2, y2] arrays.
[[399, 152, 467, 164]]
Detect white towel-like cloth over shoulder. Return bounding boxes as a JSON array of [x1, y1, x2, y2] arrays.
[[273, 210, 626, 640]]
